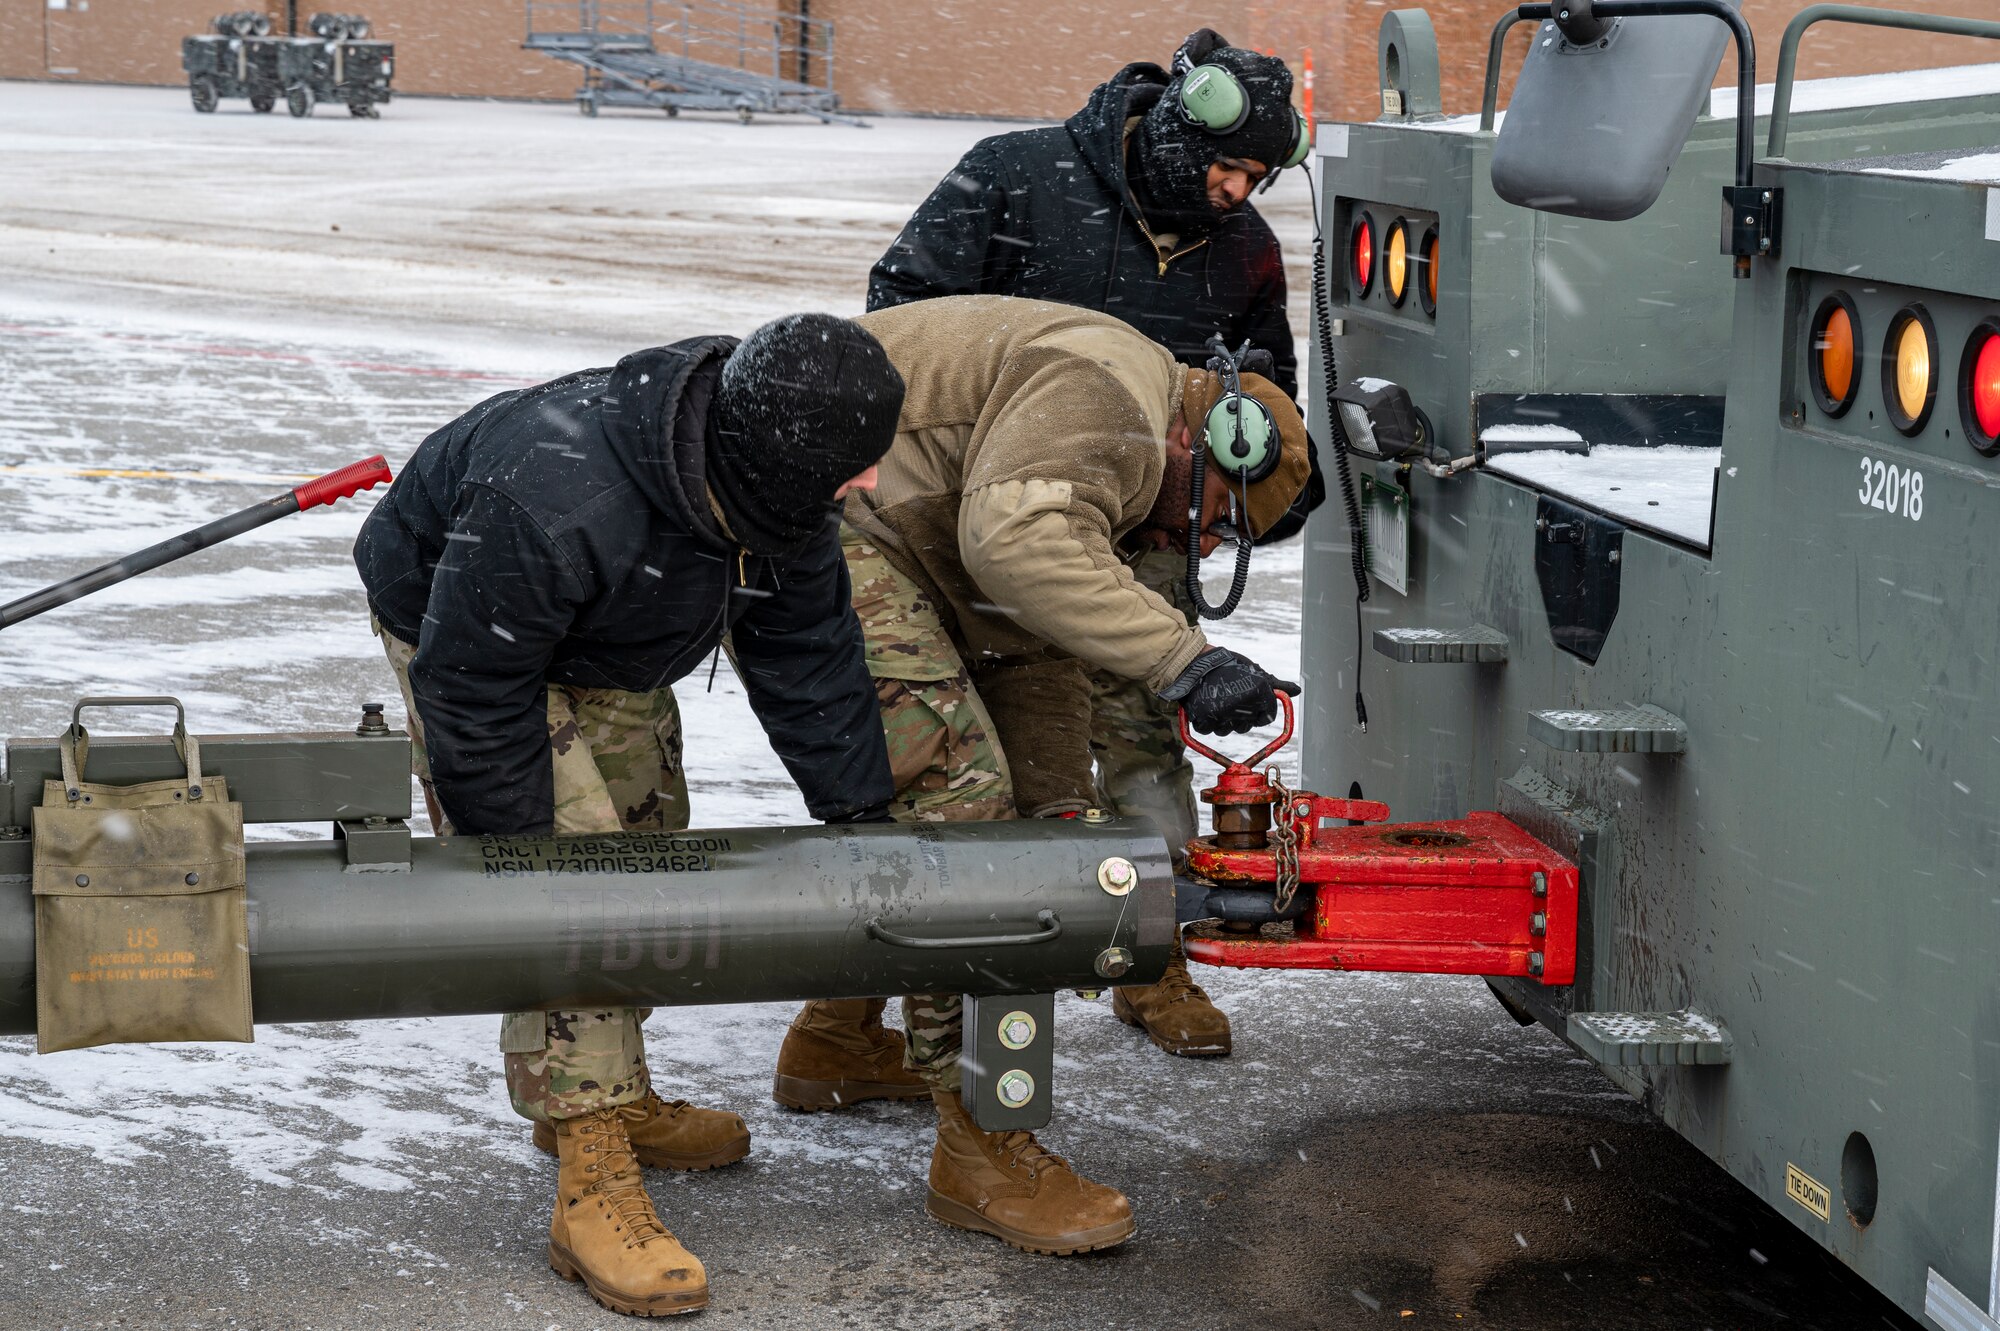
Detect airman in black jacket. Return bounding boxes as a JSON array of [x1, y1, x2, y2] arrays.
[[353, 314, 902, 1318]]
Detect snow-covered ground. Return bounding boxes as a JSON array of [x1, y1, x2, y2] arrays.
[[0, 84, 1899, 1331]]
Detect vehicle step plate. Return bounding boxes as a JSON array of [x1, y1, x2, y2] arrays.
[[1568, 1010, 1733, 1066], [1528, 704, 1687, 753], [1373, 626, 1509, 663]]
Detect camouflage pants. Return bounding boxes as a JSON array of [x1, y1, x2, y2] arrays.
[[1088, 547, 1200, 857], [376, 621, 689, 1123], [842, 529, 1014, 1093]]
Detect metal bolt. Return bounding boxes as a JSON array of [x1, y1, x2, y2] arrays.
[[356, 702, 390, 736], [1531, 871, 1548, 898], [364, 815, 388, 829], [1094, 946, 1134, 979], [1608, 549, 1620, 564], [998, 1010, 1037, 1050], [996, 1070, 1036, 1109], [1097, 856, 1137, 896], [186, 872, 202, 886], [1531, 911, 1547, 935], [1528, 951, 1545, 976], [1081, 807, 1113, 824], [1074, 988, 1102, 1001], [0, 826, 26, 841], [1762, 190, 1772, 203]]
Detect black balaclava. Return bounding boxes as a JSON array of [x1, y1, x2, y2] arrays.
[[1131, 32, 1296, 240], [707, 314, 904, 557]]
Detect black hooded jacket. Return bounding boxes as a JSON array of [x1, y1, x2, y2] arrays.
[[867, 63, 1323, 538], [353, 339, 894, 836]]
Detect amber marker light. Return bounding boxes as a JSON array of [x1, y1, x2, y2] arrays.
[[1808, 292, 1859, 418], [1419, 224, 1439, 317], [1384, 219, 1410, 307], [1881, 304, 1938, 435], [1962, 320, 2000, 457], [1350, 211, 1376, 298]]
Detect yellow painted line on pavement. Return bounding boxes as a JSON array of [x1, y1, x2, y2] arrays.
[[0, 465, 318, 485]]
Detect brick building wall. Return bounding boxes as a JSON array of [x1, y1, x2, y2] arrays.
[[2, 0, 1993, 121]]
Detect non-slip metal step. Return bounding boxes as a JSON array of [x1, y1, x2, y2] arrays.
[[1528, 704, 1687, 753], [1568, 1010, 1733, 1066], [1373, 625, 1509, 663]]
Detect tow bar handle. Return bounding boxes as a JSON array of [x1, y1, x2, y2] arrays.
[[1177, 690, 1296, 770]]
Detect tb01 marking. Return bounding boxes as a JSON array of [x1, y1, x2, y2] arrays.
[[1858, 457, 1923, 521]]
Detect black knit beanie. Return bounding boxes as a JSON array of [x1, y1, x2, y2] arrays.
[[707, 314, 904, 556], [1132, 34, 1296, 238]]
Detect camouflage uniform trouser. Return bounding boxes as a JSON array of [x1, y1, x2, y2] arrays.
[[842, 528, 1015, 1094], [376, 621, 689, 1123], [1088, 547, 1200, 857]]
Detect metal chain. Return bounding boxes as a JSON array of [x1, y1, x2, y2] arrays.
[[1265, 765, 1302, 914]]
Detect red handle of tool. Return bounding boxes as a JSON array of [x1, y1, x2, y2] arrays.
[[293, 455, 393, 512], [1178, 690, 1296, 769]]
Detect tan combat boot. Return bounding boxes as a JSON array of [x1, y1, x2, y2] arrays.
[[1111, 941, 1232, 1057], [771, 997, 929, 1110], [534, 1091, 749, 1172], [924, 1089, 1135, 1255], [547, 1108, 709, 1317]]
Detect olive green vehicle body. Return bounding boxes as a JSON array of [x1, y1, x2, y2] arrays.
[[1302, 11, 2000, 1326]]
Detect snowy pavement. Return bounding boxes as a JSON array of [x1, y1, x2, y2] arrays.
[[0, 83, 1911, 1329]]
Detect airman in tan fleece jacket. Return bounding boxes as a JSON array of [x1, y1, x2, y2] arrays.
[[771, 295, 1306, 1260]]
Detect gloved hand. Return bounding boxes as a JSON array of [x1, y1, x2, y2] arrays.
[[1158, 647, 1300, 735]]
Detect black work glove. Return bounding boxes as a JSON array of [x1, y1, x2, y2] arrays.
[[1158, 647, 1301, 736]]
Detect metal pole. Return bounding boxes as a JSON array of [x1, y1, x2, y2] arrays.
[[1479, 11, 1530, 132], [0, 820, 1172, 1033]]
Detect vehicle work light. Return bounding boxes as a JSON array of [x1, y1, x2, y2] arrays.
[[1330, 377, 1432, 462]]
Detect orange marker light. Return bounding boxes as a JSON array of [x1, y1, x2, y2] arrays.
[[1882, 305, 1938, 435], [1808, 294, 1860, 418], [1962, 321, 2000, 456], [1384, 220, 1409, 306], [1351, 213, 1376, 298], [1423, 227, 1439, 314]]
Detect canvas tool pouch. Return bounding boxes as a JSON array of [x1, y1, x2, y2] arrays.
[[32, 713, 250, 1053]]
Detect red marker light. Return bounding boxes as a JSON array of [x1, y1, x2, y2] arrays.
[[1963, 321, 2000, 456], [1350, 212, 1376, 298]]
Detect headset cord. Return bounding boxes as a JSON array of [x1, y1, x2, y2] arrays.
[[1185, 455, 1253, 620], [1307, 164, 1370, 732]]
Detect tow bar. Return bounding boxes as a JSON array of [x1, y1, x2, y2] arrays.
[[1178, 694, 1578, 984]]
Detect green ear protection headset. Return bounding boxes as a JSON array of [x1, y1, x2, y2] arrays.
[[1171, 50, 1314, 171], [1202, 343, 1280, 484], [1185, 336, 1279, 619]]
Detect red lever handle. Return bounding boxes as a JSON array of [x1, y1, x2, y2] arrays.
[[293, 456, 393, 512], [1178, 690, 1295, 769]]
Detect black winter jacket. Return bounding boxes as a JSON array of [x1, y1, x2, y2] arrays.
[[868, 65, 1295, 392], [354, 339, 894, 836], [867, 63, 1324, 540]]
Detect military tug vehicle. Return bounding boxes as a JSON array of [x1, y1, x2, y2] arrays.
[[1173, 2, 2000, 1325]]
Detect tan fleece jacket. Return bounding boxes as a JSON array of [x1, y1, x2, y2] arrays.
[[849, 295, 1208, 695]]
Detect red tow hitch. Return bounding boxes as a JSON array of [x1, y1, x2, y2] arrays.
[[1178, 695, 1578, 985]]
